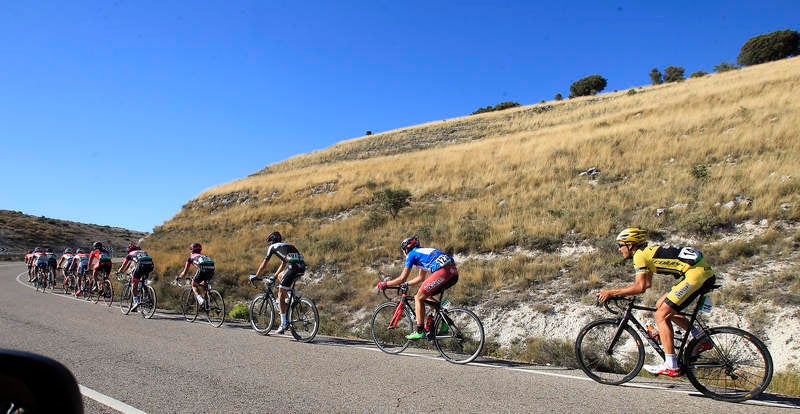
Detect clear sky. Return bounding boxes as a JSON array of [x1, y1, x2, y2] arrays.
[[1, 1, 798, 232]]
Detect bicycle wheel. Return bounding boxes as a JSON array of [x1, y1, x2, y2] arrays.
[[249, 294, 275, 335], [139, 284, 157, 319], [433, 307, 485, 364], [119, 283, 133, 314], [206, 290, 225, 327], [370, 302, 413, 354], [575, 318, 644, 385], [684, 326, 773, 402], [99, 278, 113, 306], [289, 297, 319, 342], [181, 288, 198, 322]]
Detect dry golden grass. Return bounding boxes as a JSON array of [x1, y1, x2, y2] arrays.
[[145, 58, 800, 359]]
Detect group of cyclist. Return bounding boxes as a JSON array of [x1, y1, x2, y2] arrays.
[[23, 225, 717, 375]]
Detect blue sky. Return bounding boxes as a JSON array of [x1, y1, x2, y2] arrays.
[[1, 1, 798, 232]]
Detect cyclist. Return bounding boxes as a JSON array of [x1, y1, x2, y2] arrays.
[[177, 243, 215, 309], [24, 250, 34, 282], [86, 242, 113, 294], [73, 248, 91, 296], [597, 227, 716, 377], [117, 243, 155, 311], [377, 236, 459, 340], [30, 247, 48, 282], [249, 231, 306, 334], [58, 248, 76, 283], [45, 248, 58, 283]]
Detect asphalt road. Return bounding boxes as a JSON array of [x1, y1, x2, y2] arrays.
[[1, 262, 797, 413]]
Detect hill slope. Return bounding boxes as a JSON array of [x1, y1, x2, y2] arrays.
[[144, 57, 800, 372], [0, 210, 148, 258]]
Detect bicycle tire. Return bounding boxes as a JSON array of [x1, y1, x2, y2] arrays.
[[575, 318, 645, 385], [433, 307, 485, 364], [289, 296, 319, 342], [370, 302, 413, 354], [119, 284, 133, 314], [206, 290, 225, 327], [684, 326, 773, 402], [249, 294, 275, 335], [100, 278, 113, 306], [181, 288, 198, 322], [140, 285, 157, 319], [35, 270, 47, 293]]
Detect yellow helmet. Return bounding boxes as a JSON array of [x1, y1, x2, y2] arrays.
[[616, 227, 647, 244]]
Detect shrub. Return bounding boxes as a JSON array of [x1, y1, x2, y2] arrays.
[[569, 74, 607, 98], [228, 302, 249, 320], [689, 70, 708, 78], [471, 101, 521, 115], [554, 93, 563, 101], [737, 29, 800, 66], [713, 61, 738, 73], [649, 68, 663, 85], [373, 188, 411, 218], [663, 66, 685, 83]]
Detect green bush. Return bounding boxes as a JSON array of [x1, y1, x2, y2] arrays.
[[649, 68, 663, 85], [472, 101, 521, 115], [713, 61, 738, 73], [663, 66, 685, 83], [229, 302, 249, 320], [689, 70, 708, 78], [569, 74, 607, 98], [738, 29, 800, 66]]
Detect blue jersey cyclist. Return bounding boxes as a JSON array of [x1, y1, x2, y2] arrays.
[[250, 231, 306, 334], [377, 236, 459, 340]]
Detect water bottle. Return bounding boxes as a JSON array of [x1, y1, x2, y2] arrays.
[[425, 315, 434, 331], [646, 324, 660, 344], [441, 298, 451, 309]]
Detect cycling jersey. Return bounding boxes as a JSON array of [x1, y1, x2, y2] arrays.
[[32, 252, 49, 268], [24, 253, 34, 267], [632, 245, 715, 309], [185, 253, 214, 284], [73, 253, 89, 274], [88, 248, 113, 272], [265, 242, 306, 288], [59, 253, 75, 269], [123, 250, 154, 281]]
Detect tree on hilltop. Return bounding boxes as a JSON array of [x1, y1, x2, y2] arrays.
[[663, 66, 685, 83], [737, 29, 800, 66], [569, 74, 607, 98], [649, 68, 663, 85]]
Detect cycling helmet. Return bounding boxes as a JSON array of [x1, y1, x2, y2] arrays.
[[45, 247, 53, 253], [34, 247, 43, 253], [616, 227, 647, 245], [64, 248, 73, 254], [400, 236, 419, 255], [92, 241, 103, 250], [76, 248, 84, 254], [190, 243, 202, 253], [267, 231, 282, 244], [127, 243, 140, 253]]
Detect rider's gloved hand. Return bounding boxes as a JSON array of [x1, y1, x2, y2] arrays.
[[377, 281, 388, 290], [248, 274, 257, 282], [267, 275, 276, 285]]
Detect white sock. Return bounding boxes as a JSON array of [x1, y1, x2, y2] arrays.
[[280, 313, 287, 326], [197, 294, 204, 304], [665, 354, 678, 369]]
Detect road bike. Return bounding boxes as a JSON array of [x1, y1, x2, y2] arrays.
[[33, 266, 49, 293], [247, 275, 319, 342], [575, 285, 773, 402], [61, 266, 77, 295], [176, 278, 225, 328], [117, 271, 157, 319], [370, 282, 485, 364], [88, 269, 114, 306]]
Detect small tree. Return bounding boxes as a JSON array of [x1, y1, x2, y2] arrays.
[[663, 66, 685, 83], [689, 70, 708, 78], [737, 29, 800, 66], [365, 131, 372, 136], [373, 188, 411, 218], [649, 68, 663, 85], [554, 93, 563, 101], [569, 74, 607, 98], [713, 61, 738, 73]]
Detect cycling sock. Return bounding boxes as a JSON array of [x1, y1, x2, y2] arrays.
[[280, 313, 287, 326], [665, 354, 678, 369], [196, 294, 204, 304]]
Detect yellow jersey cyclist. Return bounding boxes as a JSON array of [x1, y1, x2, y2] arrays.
[[596, 227, 715, 377]]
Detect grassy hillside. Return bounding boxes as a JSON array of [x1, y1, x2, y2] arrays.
[[0, 210, 148, 258], [144, 57, 800, 384]]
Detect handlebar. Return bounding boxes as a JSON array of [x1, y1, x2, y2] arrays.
[[599, 296, 635, 315], [379, 282, 408, 300]]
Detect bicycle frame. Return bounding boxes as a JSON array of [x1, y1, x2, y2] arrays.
[[384, 283, 447, 333]]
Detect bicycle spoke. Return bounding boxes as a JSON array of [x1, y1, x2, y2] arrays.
[[289, 297, 318, 342], [433, 308, 484, 364], [370, 302, 412, 354], [575, 319, 644, 385]]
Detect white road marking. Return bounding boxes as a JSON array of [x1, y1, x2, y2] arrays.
[[79, 385, 147, 414]]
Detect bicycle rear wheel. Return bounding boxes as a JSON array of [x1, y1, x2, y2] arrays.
[[575, 319, 644, 385], [370, 302, 413, 354], [433, 307, 485, 364], [181, 288, 198, 322], [289, 297, 319, 342], [99, 278, 113, 307], [206, 290, 225, 327], [119, 284, 133, 314], [684, 326, 773, 402], [249, 294, 275, 335], [139, 284, 157, 319]]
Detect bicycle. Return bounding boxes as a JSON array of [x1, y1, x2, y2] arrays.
[[33, 266, 49, 293], [247, 276, 319, 342], [175, 278, 225, 328], [88, 269, 114, 306], [117, 271, 157, 319], [370, 282, 485, 364], [62, 267, 77, 295], [575, 284, 773, 402]]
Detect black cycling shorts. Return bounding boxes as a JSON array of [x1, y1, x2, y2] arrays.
[[278, 263, 306, 289]]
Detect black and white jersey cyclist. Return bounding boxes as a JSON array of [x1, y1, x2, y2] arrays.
[[250, 231, 306, 334]]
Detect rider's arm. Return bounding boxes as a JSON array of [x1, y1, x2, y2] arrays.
[[386, 267, 413, 287], [406, 268, 429, 286], [253, 258, 270, 278], [597, 272, 652, 302], [178, 260, 191, 278], [117, 257, 130, 273]]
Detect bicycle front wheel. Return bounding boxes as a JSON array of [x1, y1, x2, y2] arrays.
[[206, 290, 225, 328], [684, 326, 773, 402], [575, 318, 644, 385], [181, 288, 198, 322], [370, 302, 413, 354], [433, 307, 485, 364], [290, 297, 319, 342], [119, 284, 133, 314], [139, 285, 157, 319], [249, 294, 275, 335]]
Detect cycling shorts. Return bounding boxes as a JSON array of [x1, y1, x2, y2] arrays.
[[664, 260, 716, 310], [131, 262, 154, 283], [420, 264, 459, 296], [278, 262, 306, 289], [76, 263, 88, 275], [93, 261, 112, 275], [192, 268, 214, 286]]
